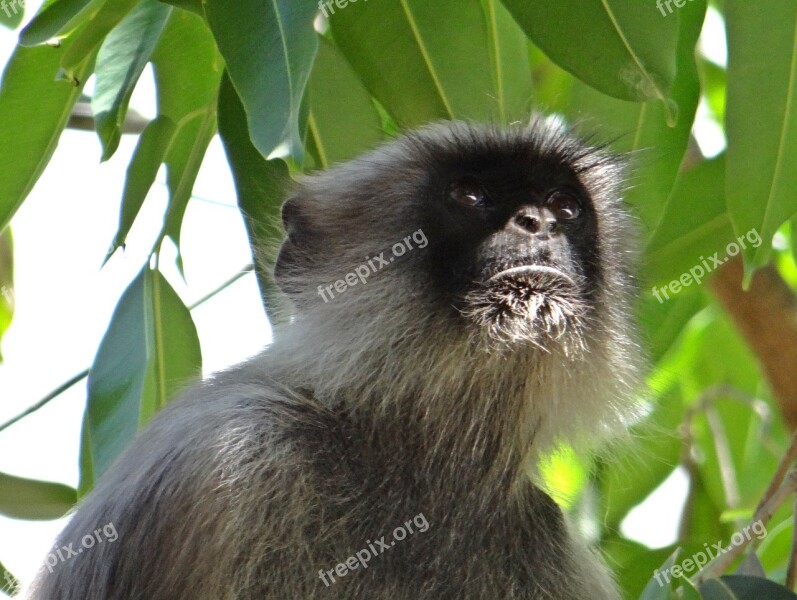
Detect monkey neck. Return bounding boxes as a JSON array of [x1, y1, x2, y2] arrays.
[[267, 275, 640, 508], [269, 317, 558, 499], [348, 380, 538, 501]]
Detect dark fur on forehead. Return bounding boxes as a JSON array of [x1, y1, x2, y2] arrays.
[[398, 119, 622, 179]]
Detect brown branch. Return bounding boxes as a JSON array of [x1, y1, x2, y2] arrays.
[[787, 494, 797, 589], [691, 427, 797, 583], [694, 469, 797, 583], [754, 429, 797, 518], [693, 427, 797, 583], [709, 256, 797, 430]]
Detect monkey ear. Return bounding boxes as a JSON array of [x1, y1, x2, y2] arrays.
[[274, 190, 321, 296]]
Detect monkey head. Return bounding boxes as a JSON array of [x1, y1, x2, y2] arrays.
[[274, 118, 637, 358]]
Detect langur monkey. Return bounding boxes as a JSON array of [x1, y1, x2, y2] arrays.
[[28, 118, 643, 599]]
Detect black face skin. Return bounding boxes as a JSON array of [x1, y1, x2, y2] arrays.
[[416, 138, 602, 321]]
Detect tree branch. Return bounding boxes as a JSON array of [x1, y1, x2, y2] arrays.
[[709, 256, 797, 430]]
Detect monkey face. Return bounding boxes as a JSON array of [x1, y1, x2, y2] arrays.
[[275, 119, 634, 352], [420, 145, 602, 347], [396, 121, 630, 350]]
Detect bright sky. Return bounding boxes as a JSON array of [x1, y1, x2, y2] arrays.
[[0, 4, 727, 594]]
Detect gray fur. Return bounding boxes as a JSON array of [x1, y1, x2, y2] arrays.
[[27, 119, 643, 599]]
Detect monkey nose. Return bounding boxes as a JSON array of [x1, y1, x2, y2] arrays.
[[510, 207, 557, 238]]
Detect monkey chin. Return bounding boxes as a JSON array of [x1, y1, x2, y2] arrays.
[[461, 266, 590, 354]]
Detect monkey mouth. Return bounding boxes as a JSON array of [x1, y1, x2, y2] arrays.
[[487, 264, 577, 288], [460, 263, 587, 348]]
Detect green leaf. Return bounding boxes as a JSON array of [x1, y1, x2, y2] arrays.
[[0, 0, 25, 29], [59, 0, 141, 78], [645, 157, 735, 289], [539, 446, 587, 509], [91, 0, 172, 160], [528, 43, 573, 115], [151, 8, 221, 121], [305, 35, 384, 168], [205, 0, 318, 158], [107, 116, 177, 259], [86, 266, 201, 478], [603, 539, 679, 600], [218, 73, 290, 322], [600, 388, 683, 530], [102, 7, 221, 266], [161, 110, 216, 253], [502, 0, 679, 116], [0, 471, 77, 520], [734, 551, 765, 577], [566, 0, 705, 232], [151, 8, 222, 254], [698, 578, 736, 600], [0, 42, 93, 232], [725, 0, 797, 270], [685, 319, 771, 509], [678, 449, 726, 543], [1, 560, 20, 596], [481, 0, 533, 123], [158, 0, 202, 16], [640, 548, 681, 599], [677, 577, 702, 600], [19, 0, 99, 46], [701, 575, 797, 599], [77, 408, 95, 497], [758, 518, 796, 574], [639, 291, 706, 365], [793, 217, 797, 267], [0, 228, 13, 363], [329, 0, 531, 126], [700, 57, 726, 123]]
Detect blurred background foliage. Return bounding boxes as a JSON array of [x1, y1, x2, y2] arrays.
[[2, 0, 797, 598]]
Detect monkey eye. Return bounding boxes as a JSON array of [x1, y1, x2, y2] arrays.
[[447, 180, 488, 207], [546, 190, 582, 220]]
